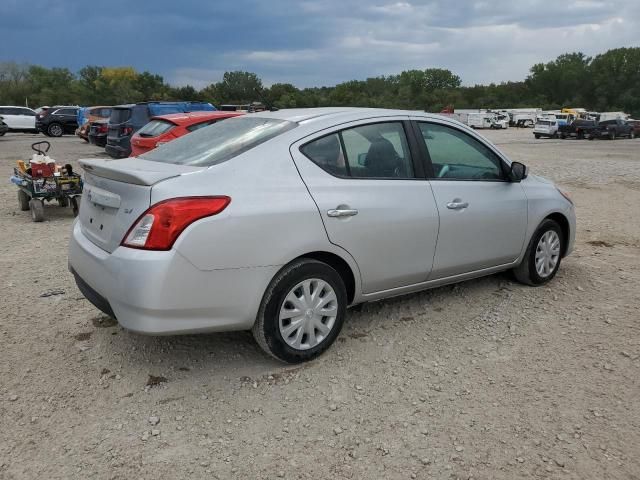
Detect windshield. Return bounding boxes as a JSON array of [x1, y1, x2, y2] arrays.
[[139, 116, 297, 166]]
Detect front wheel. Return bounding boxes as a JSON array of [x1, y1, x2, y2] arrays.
[[29, 198, 45, 222], [513, 219, 564, 286], [252, 259, 347, 363], [534, 134, 540, 139], [71, 196, 81, 217]]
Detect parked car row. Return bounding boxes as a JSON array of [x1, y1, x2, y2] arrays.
[[533, 117, 637, 140]]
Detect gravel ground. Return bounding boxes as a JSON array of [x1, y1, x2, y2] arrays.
[[1, 129, 639, 480]]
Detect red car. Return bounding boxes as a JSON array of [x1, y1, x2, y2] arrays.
[[130, 111, 244, 157]]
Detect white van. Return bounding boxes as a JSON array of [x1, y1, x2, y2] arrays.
[[0, 106, 38, 132]]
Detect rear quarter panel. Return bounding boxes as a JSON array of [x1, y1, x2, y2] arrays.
[[150, 140, 362, 282]]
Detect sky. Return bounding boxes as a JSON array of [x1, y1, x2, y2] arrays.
[[2, 0, 639, 88]]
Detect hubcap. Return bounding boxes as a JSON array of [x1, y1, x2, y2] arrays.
[[535, 230, 561, 278], [51, 125, 62, 136], [278, 278, 338, 350]]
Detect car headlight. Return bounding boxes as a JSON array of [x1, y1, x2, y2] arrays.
[[557, 187, 573, 205]]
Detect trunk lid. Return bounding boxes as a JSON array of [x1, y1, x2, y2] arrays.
[[78, 158, 205, 253]]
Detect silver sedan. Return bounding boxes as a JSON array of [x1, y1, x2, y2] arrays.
[[68, 108, 575, 363]]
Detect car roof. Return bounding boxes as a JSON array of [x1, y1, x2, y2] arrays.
[[251, 107, 442, 125], [150, 111, 243, 125]]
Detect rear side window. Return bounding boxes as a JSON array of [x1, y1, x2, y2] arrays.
[[55, 108, 76, 116], [137, 120, 175, 137], [301, 122, 414, 179], [109, 108, 132, 124], [91, 107, 112, 118], [186, 119, 217, 132], [139, 116, 296, 166]]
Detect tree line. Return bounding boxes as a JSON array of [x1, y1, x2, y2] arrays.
[[0, 47, 638, 117]]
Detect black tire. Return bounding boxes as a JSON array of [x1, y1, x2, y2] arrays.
[[58, 197, 69, 208], [534, 134, 540, 139], [252, 259, 347, 363], [71, 196, 81, 217], [513, 219, 564, 286], [29, 199, 45, 222], [630, 131, 636, 140], [577, 131, 584, 140], [18, 190, 30, 211], [560, 133, 566, 139], [609, 131, 616, 140], [47, 123, 64, 137]]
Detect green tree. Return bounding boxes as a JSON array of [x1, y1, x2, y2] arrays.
[[214, 71, 263, 104]]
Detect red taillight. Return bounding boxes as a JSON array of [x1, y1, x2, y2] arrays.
[[99, 124, 108, 133], [122, 126, 134, 136], [121, 196, 231, 251]]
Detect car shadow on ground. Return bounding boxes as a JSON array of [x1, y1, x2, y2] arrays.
[[81, 269, 553, 379]]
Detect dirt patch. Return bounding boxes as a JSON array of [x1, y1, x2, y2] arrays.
[[587, 240, 614, 247], [146, 375, 168, 387], [91, 315, 118, 328]]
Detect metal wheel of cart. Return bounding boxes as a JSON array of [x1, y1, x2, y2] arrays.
[[29, 199, 45, 222]]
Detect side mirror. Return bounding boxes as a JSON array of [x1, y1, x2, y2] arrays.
[[508, 161, 528, 182]]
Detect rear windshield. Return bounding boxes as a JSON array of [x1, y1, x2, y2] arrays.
[[140, 116, 296, 166], [137, 119, 175, 137], [536, 120, 551, 126], [110, 108, 132, 124]]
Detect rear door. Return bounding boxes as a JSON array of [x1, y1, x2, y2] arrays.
[[15, 107, 35, 129], [290, 118, 440, 294], [413, 119, 528, 279]]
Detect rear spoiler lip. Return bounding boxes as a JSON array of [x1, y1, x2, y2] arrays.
[[78, 158, 204, 186]]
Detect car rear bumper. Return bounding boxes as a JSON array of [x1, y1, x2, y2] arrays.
[[105, 143, 130, 158], [89, 134, 107, 147], [68, 220, 278, 335]]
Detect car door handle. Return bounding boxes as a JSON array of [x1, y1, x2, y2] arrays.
[[327, 208, 358, 218], [446, 201, 469, 210]]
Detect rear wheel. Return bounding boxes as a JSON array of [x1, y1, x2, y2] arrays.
[[252, 259, 347, 363], [29, 199, 45, 222], [513, 219, 564, 286], [47, 123, 63, 137], [18, 190, 30, 211]]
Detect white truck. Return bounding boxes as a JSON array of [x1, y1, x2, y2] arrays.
[[467, 112, 509, 129]]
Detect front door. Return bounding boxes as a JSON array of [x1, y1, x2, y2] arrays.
[[413, 120, 528, 279], [290, 119, 440, 294]]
